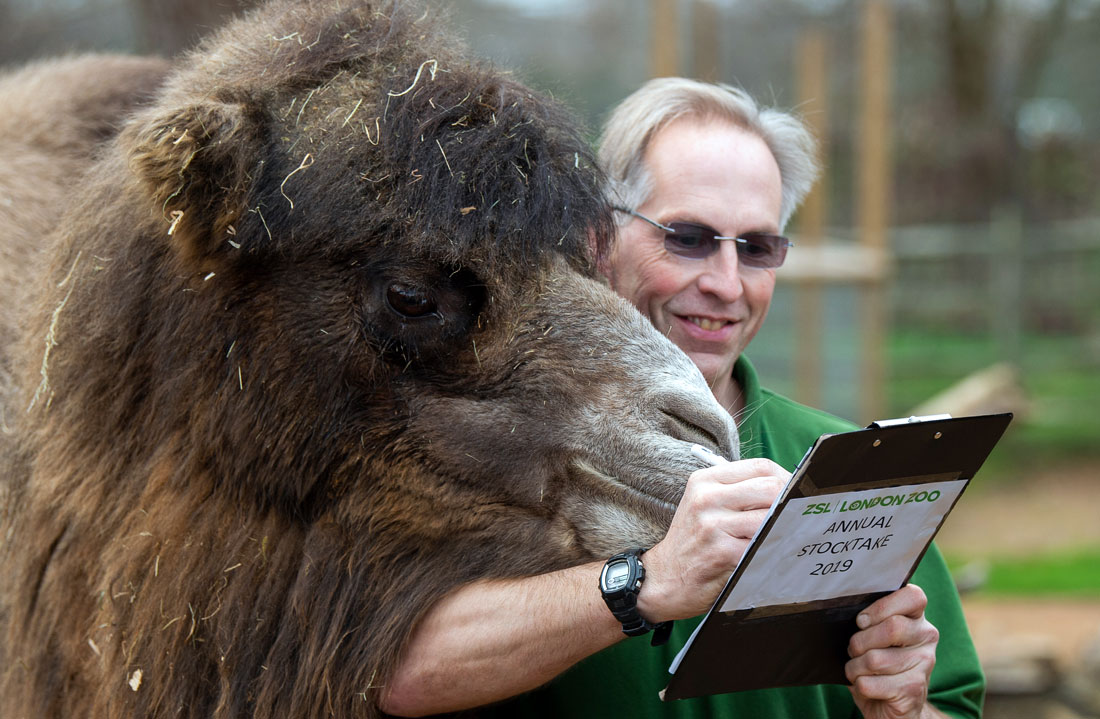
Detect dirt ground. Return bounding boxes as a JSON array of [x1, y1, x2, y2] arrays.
[[935, 459, 1100, 686], [937, 461, 1100, 558], [963, 598, 1100, 670]]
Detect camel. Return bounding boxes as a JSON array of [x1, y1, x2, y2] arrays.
[[0, 2, 739, 717]]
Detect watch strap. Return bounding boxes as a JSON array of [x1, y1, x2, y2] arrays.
[[600, 547, 674, 646]]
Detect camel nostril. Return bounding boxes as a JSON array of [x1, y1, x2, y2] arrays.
[[652, 387, 740, 461], [660, 410, 723, 454]]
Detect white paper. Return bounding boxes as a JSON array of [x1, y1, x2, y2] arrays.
[[719, 479, 967, 612]]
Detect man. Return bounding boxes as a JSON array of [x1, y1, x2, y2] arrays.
[[380, 78, 983, 719]]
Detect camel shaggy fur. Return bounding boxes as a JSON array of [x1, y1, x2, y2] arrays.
[[0, 2, 739, 717]]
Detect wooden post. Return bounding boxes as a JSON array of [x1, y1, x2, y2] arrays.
[[652, 0, 680, 78], [991, 205, 1023, 367], [794, 28, 828, 409], [691, 0, 720, 82], [856, 0, 892, 423]]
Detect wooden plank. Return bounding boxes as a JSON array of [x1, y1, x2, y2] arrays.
[[652, 0, 680, 78], [777, 244, 891, 284], [794, 27, 829, 408], [991, 205, 1023, 366], [909, 363, 1028, 419], [856, 0, 892, 422], [857, 0, 892, 254], [691, 0, 720, 82]]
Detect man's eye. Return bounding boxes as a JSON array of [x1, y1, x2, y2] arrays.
[[739, 239, 771, 257], [667, 231, 705, 249]]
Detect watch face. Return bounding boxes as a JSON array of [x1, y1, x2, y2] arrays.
[[603, 560, 631, 592]]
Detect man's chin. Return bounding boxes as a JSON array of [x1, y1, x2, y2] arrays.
[[685, 351, 738, 385]]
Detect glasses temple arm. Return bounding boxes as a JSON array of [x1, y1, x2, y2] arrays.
[[611, 206, 676, 234]]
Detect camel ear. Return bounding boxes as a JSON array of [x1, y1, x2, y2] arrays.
[[129, 100, 260, 263]]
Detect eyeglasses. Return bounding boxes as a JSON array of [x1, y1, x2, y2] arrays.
[[614, 207, 792, 269]]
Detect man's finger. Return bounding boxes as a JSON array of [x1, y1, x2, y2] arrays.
[[856, 583, 928, 630], [695, 457, 789, 485], [846, 644, 934, 682], [849, 613, 939, 660]]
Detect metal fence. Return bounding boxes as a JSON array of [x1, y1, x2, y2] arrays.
[[749, 215, 1100, 424], [890, 215, 1100, 338]]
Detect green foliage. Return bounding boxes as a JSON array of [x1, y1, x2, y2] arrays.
[[947, 550, 1100, 597]]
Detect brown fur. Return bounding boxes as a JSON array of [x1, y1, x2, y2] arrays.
[[0, 3, 739, 718], [0, 54, 171, 405]]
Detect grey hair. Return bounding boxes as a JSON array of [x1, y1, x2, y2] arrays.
[[598, 77, 819, 231]]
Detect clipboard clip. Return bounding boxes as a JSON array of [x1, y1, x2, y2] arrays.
[[869, 413, 952, 429]]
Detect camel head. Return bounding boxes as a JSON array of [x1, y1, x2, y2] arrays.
[[112, 0, 740, 561]]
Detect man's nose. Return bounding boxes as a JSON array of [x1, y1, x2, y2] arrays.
[[695, 242, 744, 302]]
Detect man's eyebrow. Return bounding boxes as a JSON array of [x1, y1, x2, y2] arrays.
[[655, 213, 713, 229]]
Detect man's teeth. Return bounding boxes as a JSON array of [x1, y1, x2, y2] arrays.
[[688, 316, 727, 331]]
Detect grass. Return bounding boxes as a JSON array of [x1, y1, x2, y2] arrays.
[[946, 549, 1100, 598]]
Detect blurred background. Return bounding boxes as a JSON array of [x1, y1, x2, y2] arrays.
[[2, 0, 1098, 714]]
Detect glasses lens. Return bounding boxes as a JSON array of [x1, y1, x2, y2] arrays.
[[736, 233, 789, 269], [663, 222, 719, 259], [662, 223, 789, 268]]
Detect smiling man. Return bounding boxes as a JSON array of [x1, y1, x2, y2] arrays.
[[603, 117, 785, 417], [381, 78, 984, 719]]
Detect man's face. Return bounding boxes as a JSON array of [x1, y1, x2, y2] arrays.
[[605, 118, 783, 401]]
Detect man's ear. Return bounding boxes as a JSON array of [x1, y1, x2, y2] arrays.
[[128, 100, 261, 265]]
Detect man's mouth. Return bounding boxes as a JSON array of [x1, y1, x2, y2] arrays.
[[685, 315, 730, 332]]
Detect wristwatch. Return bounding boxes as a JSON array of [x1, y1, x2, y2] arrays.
[[599, 547, 672, 645]]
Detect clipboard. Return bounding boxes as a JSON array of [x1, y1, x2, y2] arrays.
[[661, 412, 1013, 701]]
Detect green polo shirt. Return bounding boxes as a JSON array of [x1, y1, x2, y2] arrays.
[[479, 355, 984, 719]]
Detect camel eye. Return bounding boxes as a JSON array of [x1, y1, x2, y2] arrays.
[[386, 282, 438, 319]]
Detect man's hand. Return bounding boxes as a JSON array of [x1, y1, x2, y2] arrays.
[[846, 584, 947, 719], [381, 457, 791, 717], [637, 458, 789, 622]]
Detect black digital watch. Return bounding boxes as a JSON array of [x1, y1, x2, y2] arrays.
[[598, 547, 672, 646]]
